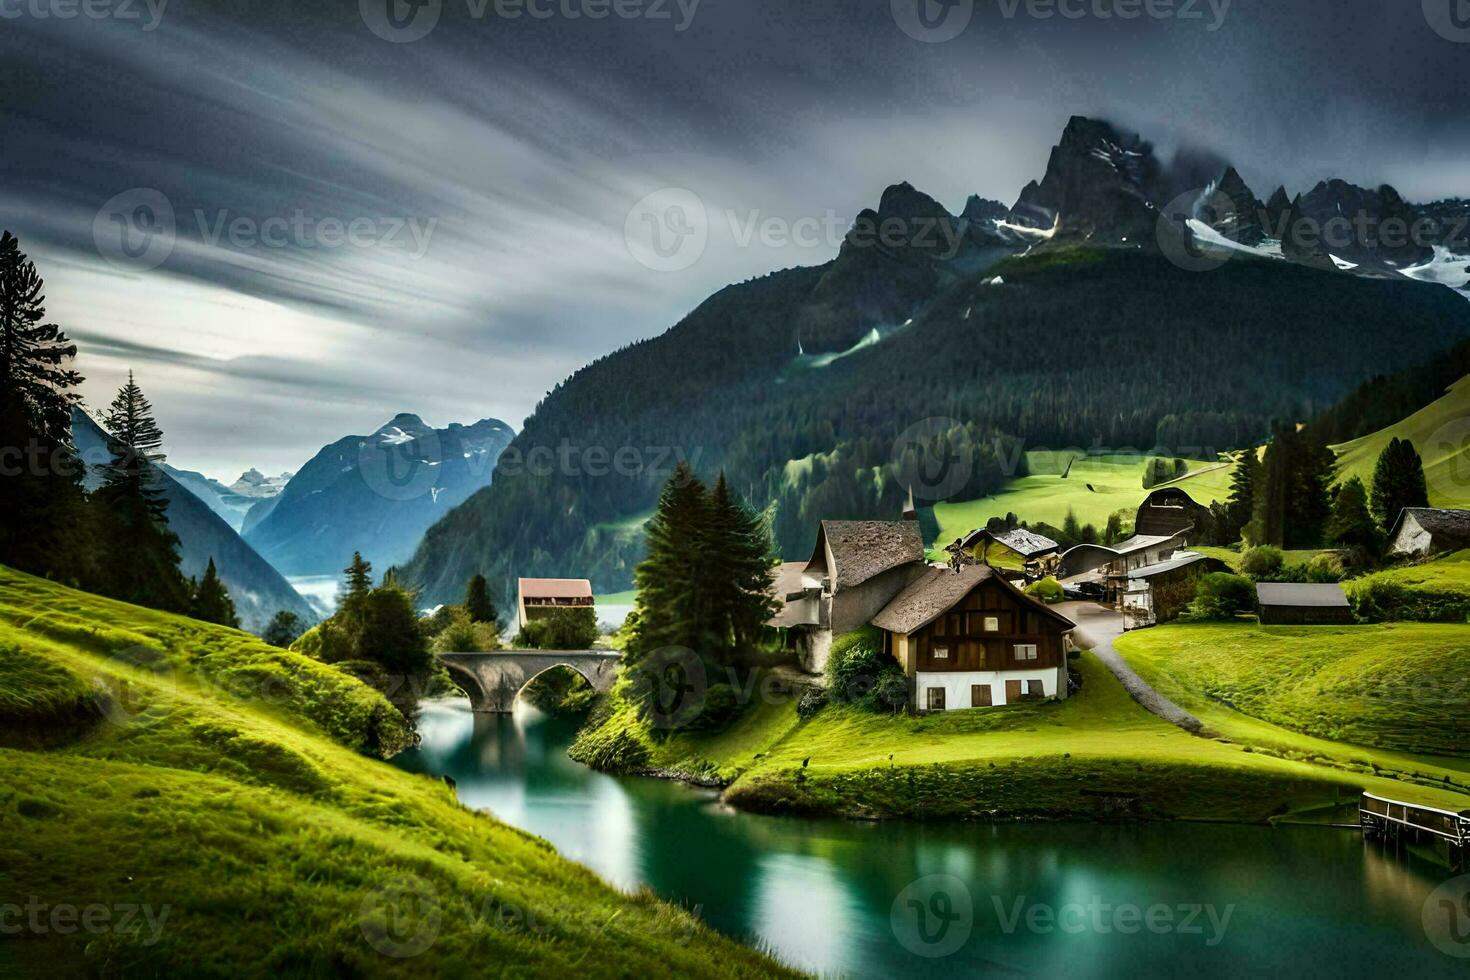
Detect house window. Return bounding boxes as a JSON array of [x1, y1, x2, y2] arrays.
[[927, 687, 946, 711], [971, 684, 992, 707], [983, 616, 1000, 632], [932, 646, 950, 661], [1014, 643, 1039, 661], [1027, 680, 1044, 698]]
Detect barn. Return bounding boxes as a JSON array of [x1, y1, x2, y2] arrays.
[[1255, 583, 1353, 625]]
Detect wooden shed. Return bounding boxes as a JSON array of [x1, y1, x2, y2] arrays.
[[1255, 582, 1353, 625]]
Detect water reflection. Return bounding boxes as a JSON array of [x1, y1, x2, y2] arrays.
[[393, 698, 1464, 978]]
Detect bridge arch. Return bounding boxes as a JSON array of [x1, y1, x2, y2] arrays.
[[436, 650, 620, 713]]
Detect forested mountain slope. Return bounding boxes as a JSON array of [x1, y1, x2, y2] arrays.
[[403, 244, 1470, 603]]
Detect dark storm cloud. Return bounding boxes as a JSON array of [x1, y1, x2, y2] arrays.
[[1, 0, 1466, 475]]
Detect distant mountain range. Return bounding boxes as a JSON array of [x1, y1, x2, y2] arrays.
[[158, 464, 291, 533], [72, 411, 316, 633], [241, 414, 514, 577], [399, 115, 1470, 605]]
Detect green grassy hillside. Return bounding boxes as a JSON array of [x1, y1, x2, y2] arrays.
[[0, 566, 795, 979], [933, 452, 1236, 544], [572, 653, 1470, 824], [1116, 622, 1470, 758], [1334, 373, 1470, 507]]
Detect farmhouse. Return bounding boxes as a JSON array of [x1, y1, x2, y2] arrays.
[[516, 578, 595, 632], [1134, 487, 1212, 537], [872, 564, 1075, 712], [960, 526, 1061, 580], [769, 520, 928, 673], [1386, 507, 1470, 557], [1055, 488, 1221, 625], [1255, 583, 1353, 625]]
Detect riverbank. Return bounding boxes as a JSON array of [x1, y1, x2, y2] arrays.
[[0, 566, 799, 978], [571, 651, 1470, 824]]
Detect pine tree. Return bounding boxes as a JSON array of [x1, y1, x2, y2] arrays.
[[1061, 508, 1081, 546], [1224, 449, 1259, 541], [339, 551, 373, 626], [1325, 477, 1380, 553], [1369, 437, 1429, 528], [262, 610, 305, 648], [465, 573, 497, 624], [704, 472, 779, 664], [93, 372, 188, 611], [629, 463, 714, 667], [189, 557, 239, 628], [0, 231, 89, 580]]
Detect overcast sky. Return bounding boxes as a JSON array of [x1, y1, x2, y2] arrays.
[[4, 0, 1468, 480]]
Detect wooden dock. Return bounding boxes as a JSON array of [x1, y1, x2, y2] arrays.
[[1360, 792, 1470, 873]]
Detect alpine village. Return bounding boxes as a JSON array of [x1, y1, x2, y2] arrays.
[[4, 109, 1470, 975]]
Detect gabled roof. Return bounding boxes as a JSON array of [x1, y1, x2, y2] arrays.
[[871, 563, 1075, 635], [1255, 583, 1349, 608], [518, 578, 593, 599], [1126, 551, 1223, 580], [807, 520, 924, 589], [960, 526, 1060, 558], [1388, 508, 1470, 548]]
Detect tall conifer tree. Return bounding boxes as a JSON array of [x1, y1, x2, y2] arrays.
[[190, 557, 239, 628], [1369, 437, 1430, 528], [0, 231, 89, 579], [94, 372, 188, 611]]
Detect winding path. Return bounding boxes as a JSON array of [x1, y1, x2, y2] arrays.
[[1055, 601, 1208, 735]]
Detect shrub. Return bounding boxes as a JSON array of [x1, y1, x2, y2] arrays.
[[1024, 577, 1064, 604], [1305, 552, 1345, 583], [826, 627, 907, 713], [1185, 573, 1256, 621], [796, 688, 828, 720], [516, 607, 599, 650], [1240, 546, 1285, 578], [1347, 577, 1470, 623], [431, 608, 500, 653]]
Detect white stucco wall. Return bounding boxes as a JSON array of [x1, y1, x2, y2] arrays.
[[1391, 515, 1432, 556], [914, 668, 1060, 711]]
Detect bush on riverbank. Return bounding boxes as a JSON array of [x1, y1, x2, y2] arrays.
[[825, 627, 906, 714]]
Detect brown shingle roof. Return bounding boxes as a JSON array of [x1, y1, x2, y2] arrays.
[[810, 520, 924, 589], [960, 526, 1060, 558], [871, 564, 1075, 634], [518, 578, 593, 599]]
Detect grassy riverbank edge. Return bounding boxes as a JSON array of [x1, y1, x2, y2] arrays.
[[570, 653, 1470, 825]]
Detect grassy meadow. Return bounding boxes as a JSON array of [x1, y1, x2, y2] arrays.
[[931, 451, 1236, 545], [0, 566, 797, 979], [1333, 373, 1470, 508]]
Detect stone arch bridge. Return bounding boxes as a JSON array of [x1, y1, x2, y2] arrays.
[[437, 650, 621, 713]]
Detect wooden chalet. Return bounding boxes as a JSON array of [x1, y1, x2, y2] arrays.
[[871, 564, 1075, 712]]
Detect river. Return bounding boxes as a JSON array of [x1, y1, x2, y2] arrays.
[[392, 698, 1466, 978]]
